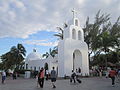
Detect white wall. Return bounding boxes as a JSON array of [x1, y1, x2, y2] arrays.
[[26, 56, 58, 73], [26, 17, 89, 77], [58, 40, 65, 77], [60, 39, 89, 76], [58, 17, 89, 77]]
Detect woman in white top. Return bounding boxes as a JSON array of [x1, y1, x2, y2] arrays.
[[2, 71, 6, 84]]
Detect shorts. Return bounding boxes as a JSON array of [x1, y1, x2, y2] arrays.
[[2, 76, 6, 81], [51, 78, 56, 82]]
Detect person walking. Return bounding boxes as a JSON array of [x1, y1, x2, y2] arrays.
[[70, 70, 76, 83], [1, 71, 6, 84], [51, 67, 57, 88], [38, 68, 44, 88], [109, 68, 117, 87], [36, 73, 39, 87], [117, 68, 120, 81], [46, 70, 49, 80], [12, 71, 17, 80]]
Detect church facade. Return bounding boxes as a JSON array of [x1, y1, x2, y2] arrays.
[[58, 17, 89, 77], [25, 16, 89, 77]]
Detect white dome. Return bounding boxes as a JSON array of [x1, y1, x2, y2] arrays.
[[26, 52, 42, 61]]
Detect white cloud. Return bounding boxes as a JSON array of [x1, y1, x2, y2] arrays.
[[12, 0, 26, 11], [77, 0, 85, 5], [0, 0, 120, 38], [8, 11, 16, 21], [24, 39, 58, 47]]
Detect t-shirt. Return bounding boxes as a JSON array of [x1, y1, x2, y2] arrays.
[[51, 70, 56, 78], [39, 70, 44, 78], [46, 70, 49, 74], [109, 70, 116, 77], [2, 72, 6, 76]]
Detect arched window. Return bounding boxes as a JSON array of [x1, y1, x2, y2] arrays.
[[72, 29, 76, 39], [78, 31, 81, 40], [75, 19, 78, 26]]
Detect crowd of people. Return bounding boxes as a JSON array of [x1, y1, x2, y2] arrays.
[[89, 67, 120, 86], [35, 67, 82, 88], [1, 67, 120, 88], [36, 67, 57, 88]]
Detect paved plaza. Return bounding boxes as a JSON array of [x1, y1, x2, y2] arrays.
[[0, 77, 120, 90]]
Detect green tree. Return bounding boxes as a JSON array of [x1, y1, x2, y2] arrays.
[[0, 43, 26, 70], [110, 16, 120, 48], [42, 52, 49, 58], [83, 11, 120, 66], [83, 10, 110, 62], [0, 62, 3, 70], [42, 47, 58, 58], [50, 47, 58, 58]]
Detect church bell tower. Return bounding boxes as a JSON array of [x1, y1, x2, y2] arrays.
[[58, 9, 89, 77]]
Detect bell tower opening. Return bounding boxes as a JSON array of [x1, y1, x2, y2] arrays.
[[78, 30, 81, 40], [72, 29, 76, 39], [75, 19, 78, 26]]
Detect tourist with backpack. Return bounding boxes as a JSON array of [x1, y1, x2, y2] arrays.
[[50, 67, 57, 88]]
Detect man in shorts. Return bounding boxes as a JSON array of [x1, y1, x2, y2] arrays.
[[51, 67, 57, 88], [1, 71, 6, 84]]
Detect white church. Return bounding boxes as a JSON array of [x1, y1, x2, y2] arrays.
[[25, 12, 89, 77]]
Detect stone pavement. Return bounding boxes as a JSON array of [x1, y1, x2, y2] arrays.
[[0, 77, 120, 90]]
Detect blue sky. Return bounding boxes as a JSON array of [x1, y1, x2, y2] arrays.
[[0, 31, 58, 56], [0, 0, 120, 58]]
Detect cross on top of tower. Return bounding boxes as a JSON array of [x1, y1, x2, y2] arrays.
[[71, 8, 78, 19]]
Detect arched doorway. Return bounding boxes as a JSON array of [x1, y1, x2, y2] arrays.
[[44, 63, 49, 75], [73, 50, 82, 71], [44, 63, 48, 70]]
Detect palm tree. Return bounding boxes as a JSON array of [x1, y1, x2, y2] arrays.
[[17, 43, 26, 56], [42, 48, 53, 59], [42, 47, 58, 58], [54, 27, 64, 40], [83, 11, 110, 63], [91, 31, 116, 68], [110, 16, 120, 48], [42, 52, 49, 58], [0, 44, 26, 70], [1, 52, 12, 70], [54, 23, 68, 40], [10, 44, 26, 70]]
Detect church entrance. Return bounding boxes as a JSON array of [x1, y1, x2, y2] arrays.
[[73, 50, 82, 71]]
